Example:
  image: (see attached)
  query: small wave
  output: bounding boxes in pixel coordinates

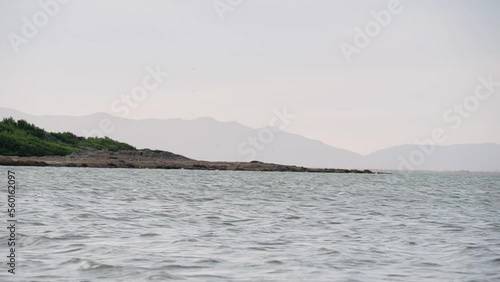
[266,260,284,264]
[61,258,119,272]
[148,273,186,280]
[419,262,441,267]
[185,274,229,280]
[140,233,160,237]
[162,264,208,270]
[195,258,222,264]
[204,215,221,220]
[53,247,85,254]
[16,233,51,248]
[171,238,198,244]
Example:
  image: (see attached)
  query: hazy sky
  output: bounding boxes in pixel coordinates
[1,0,499,154]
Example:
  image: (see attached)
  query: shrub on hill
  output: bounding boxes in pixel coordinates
[0,117,135,156]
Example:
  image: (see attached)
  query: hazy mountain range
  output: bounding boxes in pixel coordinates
[1,107,499,172]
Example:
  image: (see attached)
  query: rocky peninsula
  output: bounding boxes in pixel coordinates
[0,149,375,173]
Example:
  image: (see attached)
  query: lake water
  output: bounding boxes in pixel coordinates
[1,167,500,281]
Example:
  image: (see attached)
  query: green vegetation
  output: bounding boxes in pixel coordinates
[0,117,135,156]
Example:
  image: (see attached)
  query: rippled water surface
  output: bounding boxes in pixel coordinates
[2,167,500,281]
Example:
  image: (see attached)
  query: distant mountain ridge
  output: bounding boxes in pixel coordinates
[1,107,499,172]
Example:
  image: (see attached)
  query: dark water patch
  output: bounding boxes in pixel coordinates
[491,257,500,263]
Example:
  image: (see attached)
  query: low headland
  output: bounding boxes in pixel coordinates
[0,117,375,174]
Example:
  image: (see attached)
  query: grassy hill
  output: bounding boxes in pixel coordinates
[0,117,135,156]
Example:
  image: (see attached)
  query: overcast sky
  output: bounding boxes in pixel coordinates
[1,0,499,154]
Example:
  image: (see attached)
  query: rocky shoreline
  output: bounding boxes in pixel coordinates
[0,149,376,174]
